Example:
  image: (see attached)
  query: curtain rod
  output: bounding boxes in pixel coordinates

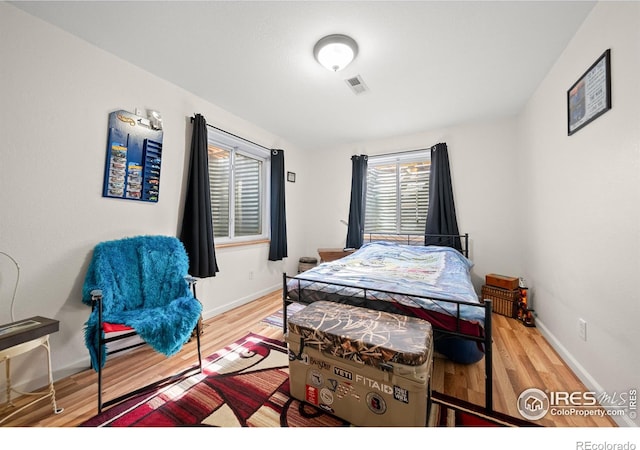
[190,116,270,151]
[368,147,432,160]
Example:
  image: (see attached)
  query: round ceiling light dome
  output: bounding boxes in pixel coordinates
[313,34,358,72]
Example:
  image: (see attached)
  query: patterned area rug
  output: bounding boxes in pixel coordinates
[80,333,349,427]
[81,333,535,427]
[260,302,305,328]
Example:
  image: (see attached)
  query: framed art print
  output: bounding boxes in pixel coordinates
[567,49,611,136]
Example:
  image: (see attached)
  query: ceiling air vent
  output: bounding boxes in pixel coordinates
[345,75,369,95]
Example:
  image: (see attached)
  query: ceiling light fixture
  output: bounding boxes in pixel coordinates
[313,34,358,72]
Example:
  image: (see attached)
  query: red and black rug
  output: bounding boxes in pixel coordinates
[81,333,348,427]
[81,333,535,427]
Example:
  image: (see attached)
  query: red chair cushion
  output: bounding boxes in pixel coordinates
[102,322,133,333]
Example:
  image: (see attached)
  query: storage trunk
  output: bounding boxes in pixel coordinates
[481,284,520,318]
[485,273,519,290]
[286,301,433,427]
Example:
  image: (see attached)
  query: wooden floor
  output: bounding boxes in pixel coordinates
[0,289,616,427]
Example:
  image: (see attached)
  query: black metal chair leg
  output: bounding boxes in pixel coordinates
[97,295,104,415]
[196,319,202,372]
[97,340,103,414]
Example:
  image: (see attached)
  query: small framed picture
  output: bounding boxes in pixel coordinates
[567,49,611,136]
[287,171,296,183]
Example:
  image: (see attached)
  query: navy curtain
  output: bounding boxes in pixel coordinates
[179,114,219,277]
[269,149,288,261]
[345,155,368,249]
[424,143,462,251]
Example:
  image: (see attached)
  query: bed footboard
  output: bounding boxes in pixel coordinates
[282,272,494,412]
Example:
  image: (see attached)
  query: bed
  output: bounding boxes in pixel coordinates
[282,234,494,411]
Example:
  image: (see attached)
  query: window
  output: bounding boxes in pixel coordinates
[364,150,431,234]
[207,129,270,243]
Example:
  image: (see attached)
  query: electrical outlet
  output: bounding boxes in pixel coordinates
[578,318,587,341]
[249,271,254,280]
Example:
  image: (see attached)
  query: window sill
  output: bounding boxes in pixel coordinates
[215,239,270,249]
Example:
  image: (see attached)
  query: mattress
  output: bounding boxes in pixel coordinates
[286,241,485,327]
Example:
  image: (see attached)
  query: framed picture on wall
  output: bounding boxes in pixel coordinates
[567,49,611,136]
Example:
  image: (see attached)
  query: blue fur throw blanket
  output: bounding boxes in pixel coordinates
[82,235,202,371]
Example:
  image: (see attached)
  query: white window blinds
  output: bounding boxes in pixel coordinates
[365,150,431,234]
[207,129,269,243]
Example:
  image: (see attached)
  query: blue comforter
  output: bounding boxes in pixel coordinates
[288,242,484,325]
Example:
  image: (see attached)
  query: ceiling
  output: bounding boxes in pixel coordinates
[12,1,596,151]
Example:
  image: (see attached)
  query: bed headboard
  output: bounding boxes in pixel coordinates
[362,233,469,258]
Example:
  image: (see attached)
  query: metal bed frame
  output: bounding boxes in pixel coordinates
[282,233,494,413]
[362,232,470,257]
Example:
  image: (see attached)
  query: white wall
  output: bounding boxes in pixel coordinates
[518,1,640,427]
[303,117,523,291]
[0,3,305,393]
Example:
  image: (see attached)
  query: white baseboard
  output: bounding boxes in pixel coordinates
[535,318,637,427]
[201,283,282,320]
